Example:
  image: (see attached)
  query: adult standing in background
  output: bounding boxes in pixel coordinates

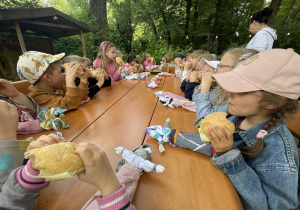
[246,7,277,52]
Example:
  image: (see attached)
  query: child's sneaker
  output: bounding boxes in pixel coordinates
[116,144,152,174]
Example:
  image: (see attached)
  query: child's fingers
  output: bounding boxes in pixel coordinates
[48,133,67,142]
[222,126,234,140]
[75,143,95,162]
[212,125,227,140]
[206,127,219,144]
[27,141,46,151]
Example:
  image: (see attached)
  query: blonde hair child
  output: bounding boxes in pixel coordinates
[168,49,300,209]
[193,48,258,119]
[93,41,121,83]
[159,53,174,70]
[142,53,156,69]
[175,49,209,80]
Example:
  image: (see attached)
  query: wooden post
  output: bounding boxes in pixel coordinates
[49,37,56,54]
[80,30,87,57]
[15,22,27,53]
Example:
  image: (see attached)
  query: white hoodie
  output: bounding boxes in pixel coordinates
[246,27,277,52]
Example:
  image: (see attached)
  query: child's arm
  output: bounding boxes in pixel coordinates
[207,127,298,209]
[76,143,133,209]
[33,63,84,109]
[200,72,214,93]
[185,71,199,100]
[0,101,19,140]
[88,70,105,98]
[0,134,65,210]
[192,88,228,119]
[109,64,121,82]
[0,79,36,112]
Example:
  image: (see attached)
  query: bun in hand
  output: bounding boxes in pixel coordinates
[24,142,85,181]
[199,112,235,144]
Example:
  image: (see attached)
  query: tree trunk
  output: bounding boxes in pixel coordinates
[192,0,199,44]
[160,9,171,45]
[268,0,283,24]
[259,0,265,10]
[184,0,192,37]
[283,0,297,22]
[134,0,157,38]
[211,0,222,42]
[89,0,108,47]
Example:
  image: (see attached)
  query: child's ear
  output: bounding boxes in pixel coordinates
[43,74,52,82]
[265,99,286,110]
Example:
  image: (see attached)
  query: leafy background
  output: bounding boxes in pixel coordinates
[1,0,299,62]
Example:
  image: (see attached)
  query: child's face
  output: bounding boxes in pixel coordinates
[48,62,65,89]
[200,64,214,73]
[216,53,235,74]
[129,60,136,66]
[227,91,264,117]
[105,47,117,62]
[188,57,197,69]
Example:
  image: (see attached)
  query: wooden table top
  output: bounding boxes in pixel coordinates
[29,75,241,210]
[132,77,243,209]
[17,79,140,141]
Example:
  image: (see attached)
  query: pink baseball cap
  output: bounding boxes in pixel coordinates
[213,48,300,99]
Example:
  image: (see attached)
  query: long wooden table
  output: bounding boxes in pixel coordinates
[17,79,140,141]
[133,77,243,209]
[18,75,242,209]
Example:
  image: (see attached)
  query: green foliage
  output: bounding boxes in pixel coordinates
[0,0,43,9]
[5,0,299,60]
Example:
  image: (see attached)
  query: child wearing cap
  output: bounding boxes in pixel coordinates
[167,48,300,209]
[17,51,89,109]
[193,48,258,120]
[180,54,218,100]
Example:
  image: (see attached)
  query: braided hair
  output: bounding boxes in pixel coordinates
[239,91,299,159]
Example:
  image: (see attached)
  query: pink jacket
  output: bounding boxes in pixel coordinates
[93,59,121,83]
[143,61,156,69]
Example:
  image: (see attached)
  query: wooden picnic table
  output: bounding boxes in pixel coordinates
[133,76,243,209]
[15,75,242,210]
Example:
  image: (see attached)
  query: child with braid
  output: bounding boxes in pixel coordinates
[167,49,300,209]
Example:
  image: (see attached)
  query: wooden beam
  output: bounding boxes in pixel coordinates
[19,20,77,30]
[49,37,56,54]
[80,30,86,57]
[15,22,27,53]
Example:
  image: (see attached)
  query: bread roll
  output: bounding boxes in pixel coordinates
[63,63,84,76]
[24,142,85,181]
[202,112,235,139]
[116,57,124,66]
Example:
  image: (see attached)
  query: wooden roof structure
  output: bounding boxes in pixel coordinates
[0,7,95,55]
[0,7,95,80]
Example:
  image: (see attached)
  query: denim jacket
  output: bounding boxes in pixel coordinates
[192,86,228,123]
[212,116,299,210]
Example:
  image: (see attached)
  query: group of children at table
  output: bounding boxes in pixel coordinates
[1,35,300,209]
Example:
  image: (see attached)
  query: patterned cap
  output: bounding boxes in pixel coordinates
[17,51,65,83]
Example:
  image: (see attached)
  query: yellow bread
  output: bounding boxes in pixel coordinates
[91,70,98,77]
[24,142,85,181]
[63,63,84,76]
[116,57,124,66]
[202,112,235,140]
